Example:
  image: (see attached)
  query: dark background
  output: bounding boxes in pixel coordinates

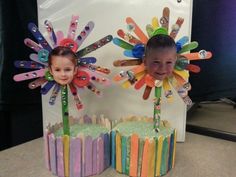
[190,0,236,102]
[1,0,236,150]
[0,0,42,150]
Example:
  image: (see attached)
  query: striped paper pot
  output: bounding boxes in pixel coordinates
[111,116,177,177]
[44,115,111,177]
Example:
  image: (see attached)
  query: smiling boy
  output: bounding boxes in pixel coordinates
[144,34,177,81]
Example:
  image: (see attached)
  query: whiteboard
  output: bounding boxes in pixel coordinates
[37,0,193,142]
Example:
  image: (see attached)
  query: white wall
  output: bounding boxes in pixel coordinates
[38,0,193,142]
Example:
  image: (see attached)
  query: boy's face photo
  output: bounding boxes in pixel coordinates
[144,47,177,80]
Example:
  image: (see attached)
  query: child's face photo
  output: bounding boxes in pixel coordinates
[49,56,77,85]
[144,48,177,80]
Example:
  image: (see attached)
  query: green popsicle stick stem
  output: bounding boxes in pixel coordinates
[153,86,162,130]
[61,85,70,135]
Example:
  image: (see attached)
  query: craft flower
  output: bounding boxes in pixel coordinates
[113,7,212,130]
[13,15,113,135]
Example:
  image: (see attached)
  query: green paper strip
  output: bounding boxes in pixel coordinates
[61,85,70,135]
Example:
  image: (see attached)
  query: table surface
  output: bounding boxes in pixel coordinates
[0,132,236,177]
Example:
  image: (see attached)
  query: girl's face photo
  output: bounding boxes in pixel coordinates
[144,47,177,80]
[49,56,77,85]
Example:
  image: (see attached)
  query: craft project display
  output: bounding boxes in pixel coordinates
[112,7,212,176]
[13,15,112,177]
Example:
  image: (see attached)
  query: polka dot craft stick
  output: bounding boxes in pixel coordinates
[126,17,149,44]
[44,20,57,47]
[67,15,79,40]
[75,21,95,48]
[24,38,42,52]
[28,23,52,52]
[117,29,142,45]
[13,15,113,136]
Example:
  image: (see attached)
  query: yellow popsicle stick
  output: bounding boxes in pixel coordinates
[152,17,159,29]
[116,132,122,173]
[122,71,146,89]
[147,139,155,177]
[172,130,177,167]
[163,78,173,103]
[113,63,145,82]
[155,136,163,177]
[173,69,189,80]
[63,135,70,177]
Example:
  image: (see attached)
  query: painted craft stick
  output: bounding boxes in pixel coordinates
[116,132,122,173]
[24,38,42,52]
[126,17,149,43]
[152,17,159,29]
[169,17,184,39]
[113,59,142,67]
[179,41,198,54]
[84,64,110,75]
[176,36,189,47]
[182,50,212,60]
[67,15,79,40]
[129,134,139,177]
[117,29,142,45]
[28,23,52,52]
[76,35,113,57]
[14,60,44,69]
[76,21,95,48]
[141,139,149,177]
[124,50,135,58]
[44,20,57,47]
[56,137,64,177]
[113,63,145,82]
[41,81,55,95]
[160,7,170,32]
[78,57,97,65]
[70,137,82,177]
[56,31,64,45]
[30,53,48,66]
[13,68,46,82]
[121,71,145,89]
[143,85,152,100]
[69,83,83,110]
[49,83,60,105]
[146,24,154,38]
[113,37,134,50]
